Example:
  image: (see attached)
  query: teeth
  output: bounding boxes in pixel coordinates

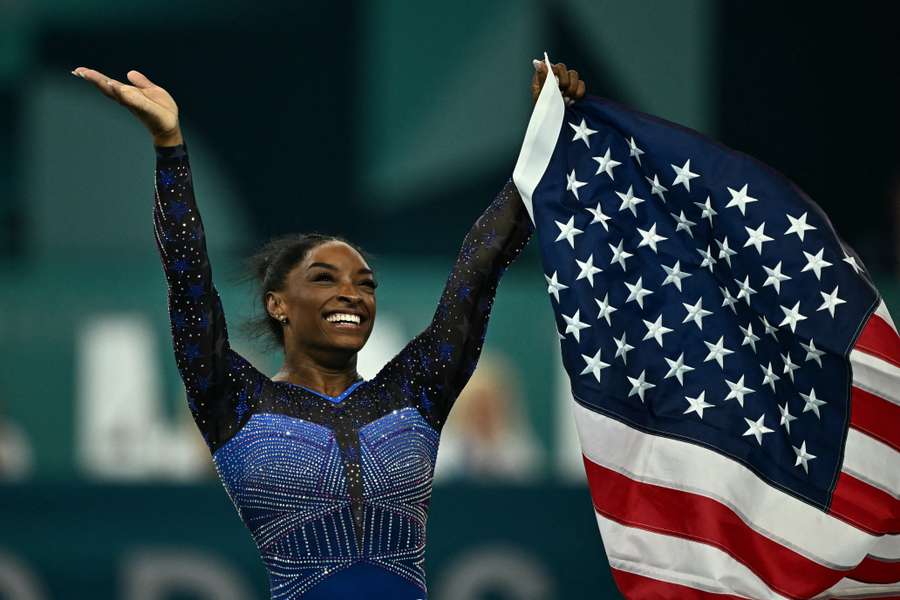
[325,313,361,324]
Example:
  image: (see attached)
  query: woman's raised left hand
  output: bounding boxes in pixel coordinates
[531,60,586,106]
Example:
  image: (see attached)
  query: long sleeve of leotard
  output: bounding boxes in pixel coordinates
[153,143,265,453]
[377,179,534,429]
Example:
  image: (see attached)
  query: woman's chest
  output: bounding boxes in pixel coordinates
[212,407,440,504]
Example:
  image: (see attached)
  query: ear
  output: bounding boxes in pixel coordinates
[265,291,283,319]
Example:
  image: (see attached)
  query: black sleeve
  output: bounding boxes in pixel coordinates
[374,179,534,429]
[153,143,266,453]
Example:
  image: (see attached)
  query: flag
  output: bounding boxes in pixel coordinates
[513,55,900,599]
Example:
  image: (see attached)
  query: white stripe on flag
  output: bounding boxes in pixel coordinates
[851,349,900,407]
[842,428,900,498]
[870,533,900,561]
[812,577,900,599]
[512,53,565,224]
[572,400,883,569]
[875,300,897,334]
[596,511,791,600]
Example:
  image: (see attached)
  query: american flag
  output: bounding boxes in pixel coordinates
[513,57,900,599]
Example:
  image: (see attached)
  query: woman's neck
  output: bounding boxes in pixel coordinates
[274,351,360,397]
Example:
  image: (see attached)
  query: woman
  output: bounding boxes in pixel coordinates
[72,60,585,599]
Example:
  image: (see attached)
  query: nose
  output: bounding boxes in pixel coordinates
[336,280,361,304]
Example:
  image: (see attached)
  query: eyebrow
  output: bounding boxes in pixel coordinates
[307,262,375,276]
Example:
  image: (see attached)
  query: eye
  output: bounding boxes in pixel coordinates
[313,272,334,282]
[361,279,378,289]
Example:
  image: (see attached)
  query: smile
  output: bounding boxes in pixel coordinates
[324,312,363,328]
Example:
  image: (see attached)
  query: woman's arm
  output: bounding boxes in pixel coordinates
[72,66,265,452]
[153,143,265,452]
[374,60,587,429]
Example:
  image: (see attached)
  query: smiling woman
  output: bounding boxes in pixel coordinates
[71,60,585,599]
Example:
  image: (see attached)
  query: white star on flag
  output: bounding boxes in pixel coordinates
[671,159,699,191]
[693,196,717,225]
[544,271,568,302]
[585,202,611,230]
[569,118,597,148]
[743,414,774,445]
[762,261,791,294]
[627,370,654,403]
[779,301,807,333]
[575,254,603,287]
[613,333,635,364]
[800,388,827,418]
[703,336,734,369]
[671,210,696,237]
[642,315,673,347]
[740,322,760,352]
[801,248,832,280]
[818,285,846,317]
[627,136,644,164]
[684,391,713,419]
[562,309,590,343]
[793,441,816,473]
[725,184,758,215]
[625,276,653,309]
[594,293,618,326]
[664,353,694,385]
[779,402,797,434]
[661,260,691,292]
[608,240,633,271]
[636,223,667,253]
[744,222,774,254]
[592,148,621,179]
[616,185,645,217]
[646,174,668,201]
[800,339,824,367]
[724,376,754,407]
[716,236,738,267]
[566,169,587,200]
[785,211,816,241]
[682,297,712,330]
[554,216,583,249]
[580,348,610,383]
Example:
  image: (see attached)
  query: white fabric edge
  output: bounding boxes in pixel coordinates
[843,428,900,499]
[512,52,565,224]
[572,401,887,568]
[875,300,898,334]
[812,577,900,599]
[851,350,900,407]
[596,511,790,600]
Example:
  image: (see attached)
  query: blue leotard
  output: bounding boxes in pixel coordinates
[153,143,533,599]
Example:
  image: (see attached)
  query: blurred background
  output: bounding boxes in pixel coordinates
[0,1,898,598]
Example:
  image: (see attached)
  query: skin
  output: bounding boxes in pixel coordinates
[72,59,585,396]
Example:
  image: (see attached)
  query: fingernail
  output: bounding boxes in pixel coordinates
[532,59,542,70]
[106,79,112,86]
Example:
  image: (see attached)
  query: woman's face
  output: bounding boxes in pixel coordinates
[269,241,377,356]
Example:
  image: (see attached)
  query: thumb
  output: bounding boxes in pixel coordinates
[126,69,155,89]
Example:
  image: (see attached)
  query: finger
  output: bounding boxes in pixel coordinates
[575,79,586,100]
[555,63,569,91]
[565,69,579,97]
[126,70,155,89]
[74,68,124,100]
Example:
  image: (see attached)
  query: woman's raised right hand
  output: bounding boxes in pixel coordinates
[72,67,183,146]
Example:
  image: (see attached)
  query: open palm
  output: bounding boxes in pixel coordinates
[73,67,180,142]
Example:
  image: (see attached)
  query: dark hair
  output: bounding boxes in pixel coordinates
[240,232,372,350]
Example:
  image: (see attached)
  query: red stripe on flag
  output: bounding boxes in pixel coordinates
[611,568,749,600]
[583,457,842,599]
[850,388,900,452]
[846,555,900,585]
[829,471,900,535]
[856,313,900,368]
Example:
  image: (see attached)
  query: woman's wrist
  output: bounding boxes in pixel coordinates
[153,126,184,148]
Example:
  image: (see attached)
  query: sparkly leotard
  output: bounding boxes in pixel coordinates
[153,143,533,599]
